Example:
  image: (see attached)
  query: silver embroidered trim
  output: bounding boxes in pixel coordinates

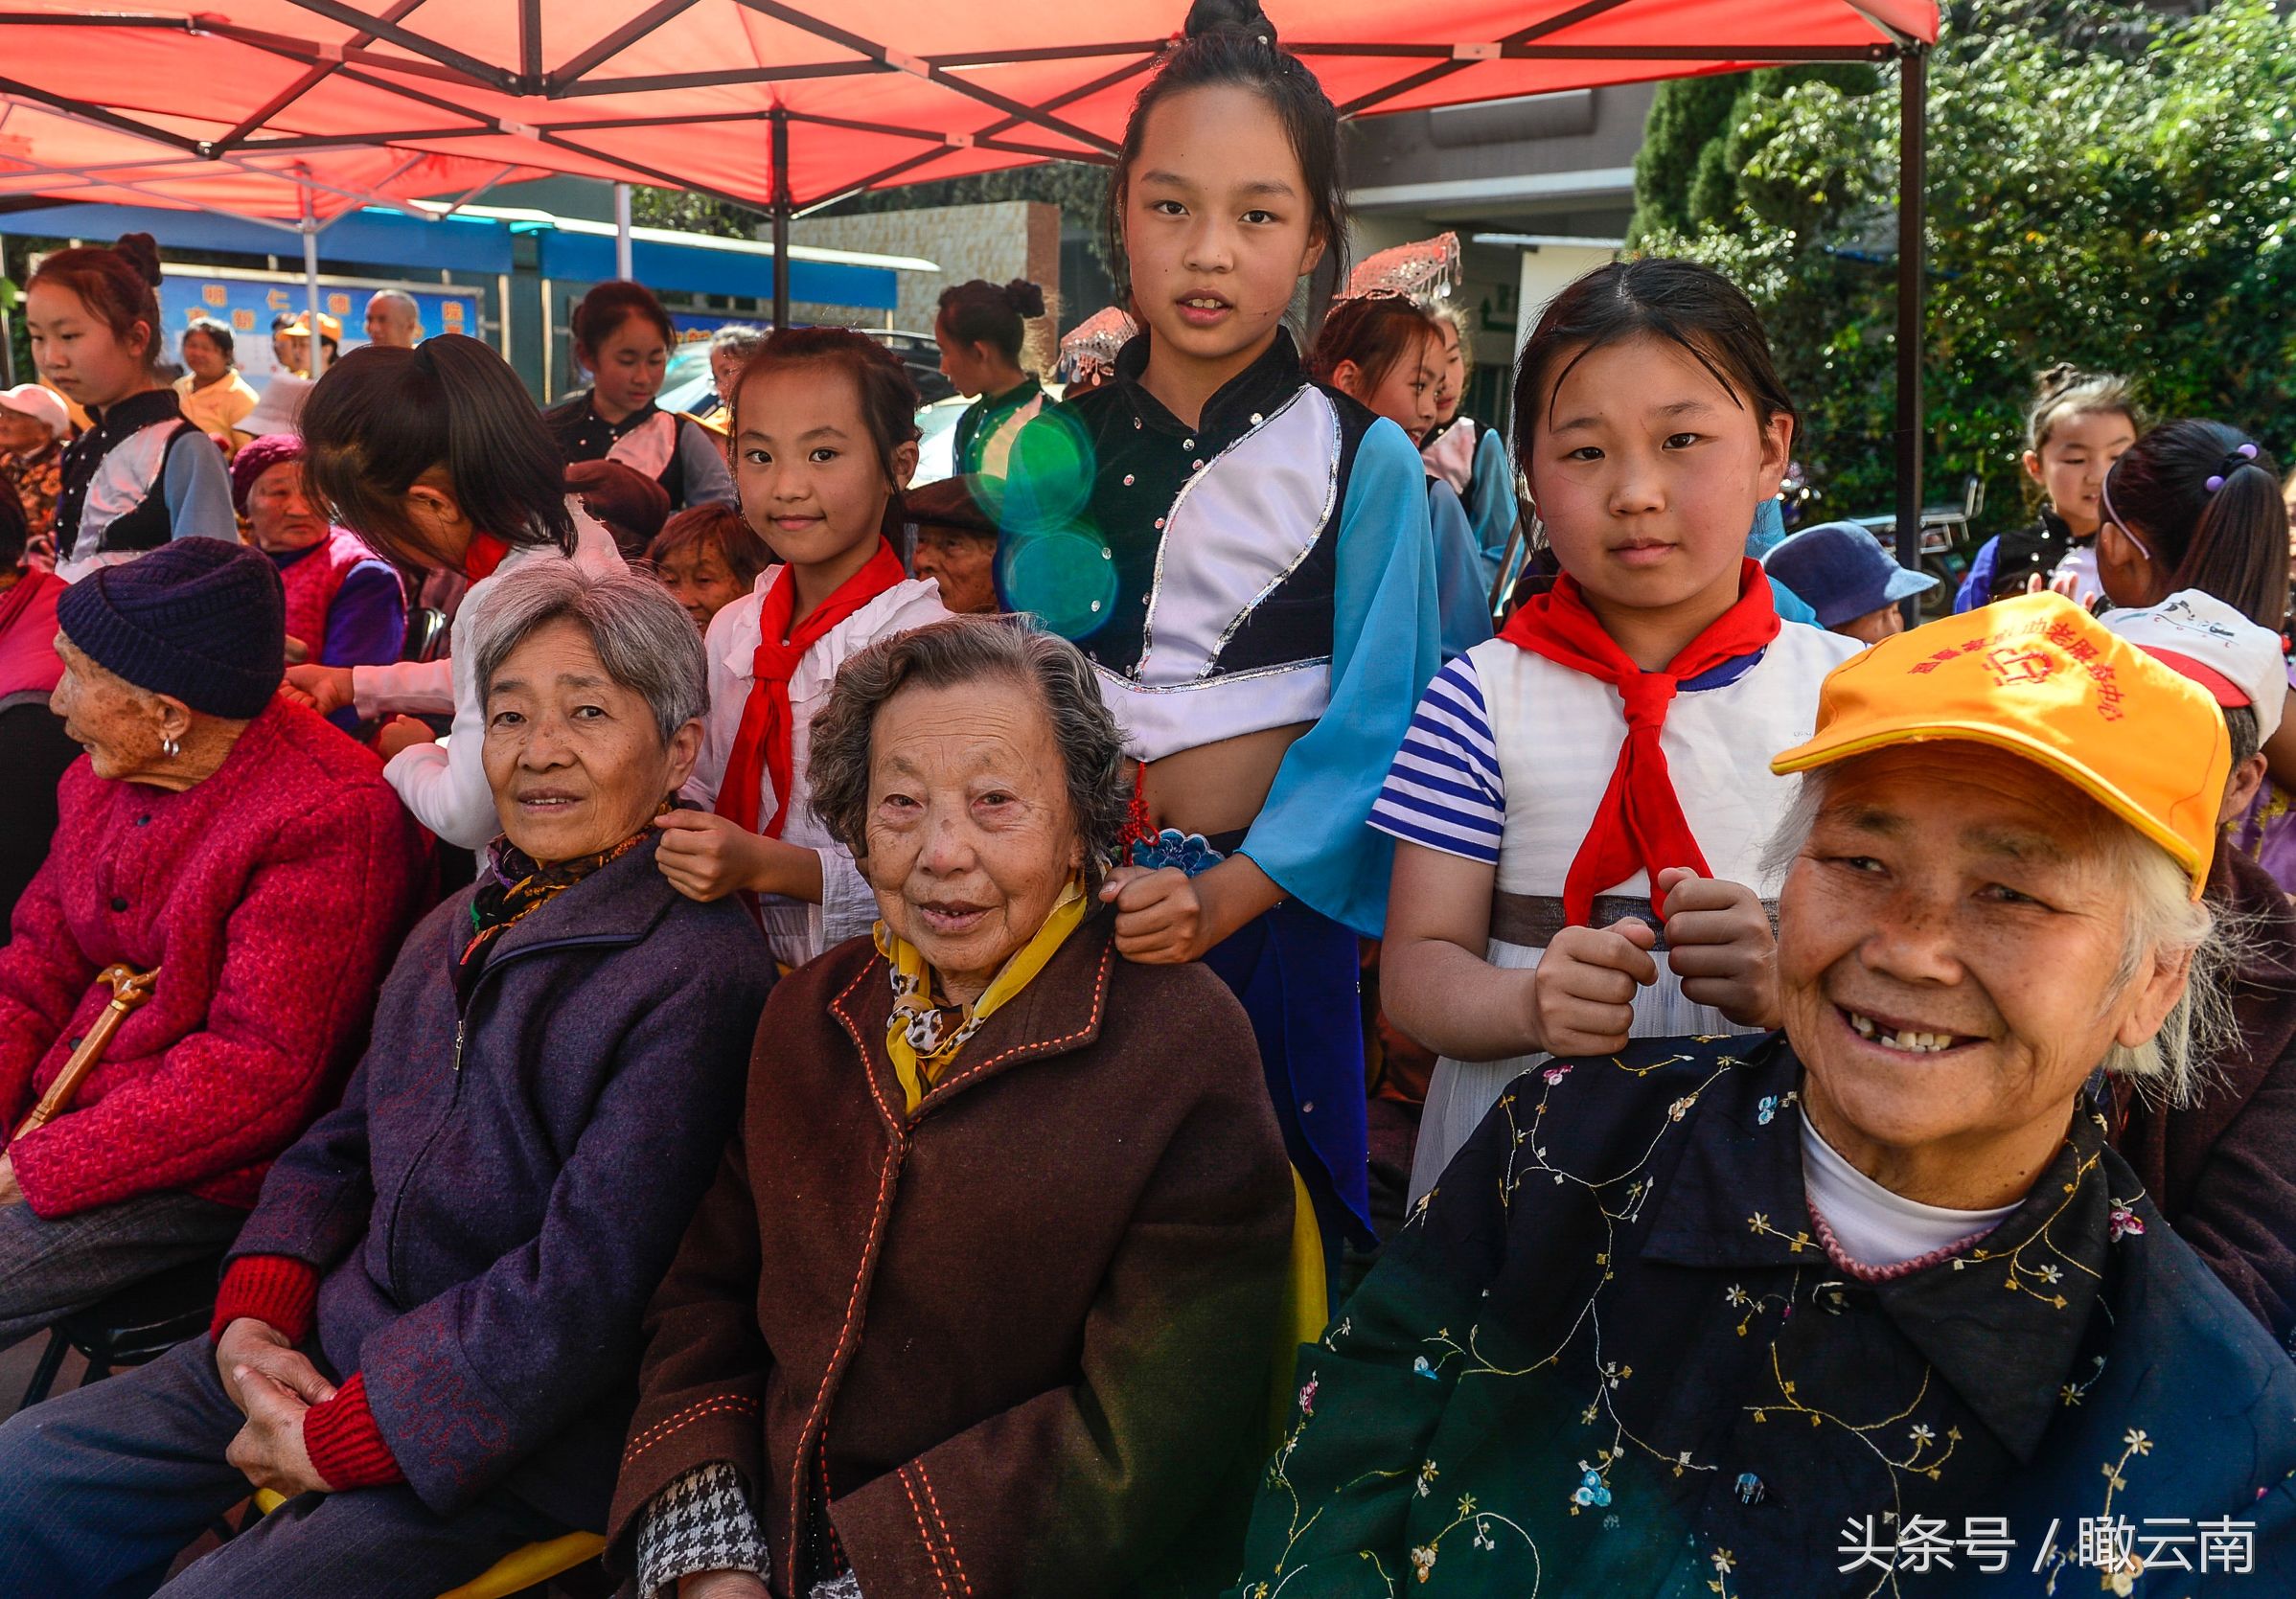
[1134,385,1340,679]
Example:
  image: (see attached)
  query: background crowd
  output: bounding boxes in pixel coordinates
[0,2,2291,1596]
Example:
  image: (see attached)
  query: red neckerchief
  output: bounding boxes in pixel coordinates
[1497,558,1779,923]
[462,533,512,582]
[717,539,907,838]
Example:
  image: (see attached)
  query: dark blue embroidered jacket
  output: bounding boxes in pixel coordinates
[1233,1035,2296,1596]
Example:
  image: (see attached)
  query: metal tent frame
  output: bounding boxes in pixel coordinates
[0,0,1935,553]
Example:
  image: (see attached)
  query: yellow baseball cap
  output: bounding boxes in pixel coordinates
[1772,592,2230,896]
[283,311,342,340]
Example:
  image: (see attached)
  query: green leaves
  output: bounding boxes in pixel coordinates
[1628,0,2296,532]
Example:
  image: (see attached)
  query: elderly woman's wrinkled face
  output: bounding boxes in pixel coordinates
[862,675,1085,1006]
[481,617,699,862]
[243,463,329,554]
[50,633,179,783]
[1778,743,2190,1189]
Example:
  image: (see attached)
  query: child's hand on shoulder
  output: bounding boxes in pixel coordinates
[1525,919,1659,1059]
[1657,866,1780,1030]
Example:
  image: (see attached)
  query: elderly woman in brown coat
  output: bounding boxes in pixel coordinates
[609,616,1293,1599]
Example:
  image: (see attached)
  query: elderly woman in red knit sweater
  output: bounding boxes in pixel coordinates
[0,537,426,1343]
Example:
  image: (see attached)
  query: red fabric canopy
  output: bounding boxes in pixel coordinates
[0,0,1938,220]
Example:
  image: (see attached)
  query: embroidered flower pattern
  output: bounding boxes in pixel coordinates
[2108,1206,2146,1242]
[1297,1377,1318,1417]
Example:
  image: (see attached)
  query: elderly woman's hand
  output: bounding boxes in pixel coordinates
[284,663,356,718]
[215,1317,336,1417]
[376,716,436,761]
[224,1365,332,1497]
[1658,867,1781,1030]
[1527,920,1659,1057]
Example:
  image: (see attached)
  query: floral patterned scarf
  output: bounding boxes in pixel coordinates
[454,824,655,1001]
[873,879,1089,1115]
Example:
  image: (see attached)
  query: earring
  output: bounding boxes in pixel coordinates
[160,733,181,760]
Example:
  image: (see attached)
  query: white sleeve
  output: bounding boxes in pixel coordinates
[381,646,500,849]
[813,845,880,950]
[354,656,455,719]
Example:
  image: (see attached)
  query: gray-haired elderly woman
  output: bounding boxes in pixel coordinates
[608,615,1294,1599]
[0,561,775,1598]
[1230,594,2296,1598]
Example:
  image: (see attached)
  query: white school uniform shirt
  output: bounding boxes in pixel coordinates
[1370,623,1862,1201]
[685,566,950,968]
[355,505,627,851]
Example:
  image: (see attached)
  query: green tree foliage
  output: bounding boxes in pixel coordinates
[1632,0,2296,532]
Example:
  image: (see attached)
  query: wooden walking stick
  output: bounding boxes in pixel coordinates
[13,964,160,1140]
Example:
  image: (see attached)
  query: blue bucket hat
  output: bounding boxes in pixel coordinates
[1760,520,1939,629]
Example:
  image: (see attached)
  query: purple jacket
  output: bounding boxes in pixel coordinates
[227,836,774,1527]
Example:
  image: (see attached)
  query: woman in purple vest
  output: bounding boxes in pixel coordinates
[231,435,406,733]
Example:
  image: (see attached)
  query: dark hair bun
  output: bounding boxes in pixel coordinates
[1002,279,1047,320]
[2032,361,2079,401]
[113,232,163,288]
[1184,0,1276,46]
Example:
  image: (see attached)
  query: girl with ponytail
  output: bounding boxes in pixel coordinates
[2094,420,2296,893]
[25,234,235,581]
[999,0,1443,1268]
[286,334,626,848]
[935,276,1050,480]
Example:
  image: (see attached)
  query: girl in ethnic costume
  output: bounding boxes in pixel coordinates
[652,328,948,968]
[26,235,234,583]
[935,278,1050,483]
[545,281,736,514]
[1310,292,1491,659]
[1371,259,1863,1199]
[999,0,1441,1261]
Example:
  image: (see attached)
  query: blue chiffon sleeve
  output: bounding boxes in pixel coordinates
[1240,418,1440,938]
[1468,424,1519,586]
[1428,479,1494,660]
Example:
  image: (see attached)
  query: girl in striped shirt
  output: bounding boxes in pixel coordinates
[1369,260,1862,1200]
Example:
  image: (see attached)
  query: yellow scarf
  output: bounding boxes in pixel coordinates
[875,880,1089,1115]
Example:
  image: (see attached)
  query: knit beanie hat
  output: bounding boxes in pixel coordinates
[230,433,307,517]
[57,539,286,719]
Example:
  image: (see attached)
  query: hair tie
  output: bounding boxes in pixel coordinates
[2205,442,2261,493]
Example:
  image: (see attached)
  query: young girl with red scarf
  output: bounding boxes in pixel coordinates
[652,328,947,966]
[1370,259,1864,1199]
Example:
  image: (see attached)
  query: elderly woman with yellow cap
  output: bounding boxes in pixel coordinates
[1228,592,2296,1597]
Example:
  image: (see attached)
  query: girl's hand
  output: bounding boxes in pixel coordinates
[224,1367,331,1497]
[654,810,770,902]
[376,717,435,760]
[284,664,356,717]
[283,634,310,666]
[1657,866,1779,1029]
[1100,865,1208,963]
[1525,919,1660,1058]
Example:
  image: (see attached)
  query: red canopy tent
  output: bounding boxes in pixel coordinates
[0,0,1941,556]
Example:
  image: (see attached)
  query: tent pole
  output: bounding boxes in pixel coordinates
[300,174,326,378]
[770,107,792,331]
[613,182,634,280]
[1894,43,1926,618]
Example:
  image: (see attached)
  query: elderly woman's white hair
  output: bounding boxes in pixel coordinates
[465,561,708,742]
[1764,766,2244,1106]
